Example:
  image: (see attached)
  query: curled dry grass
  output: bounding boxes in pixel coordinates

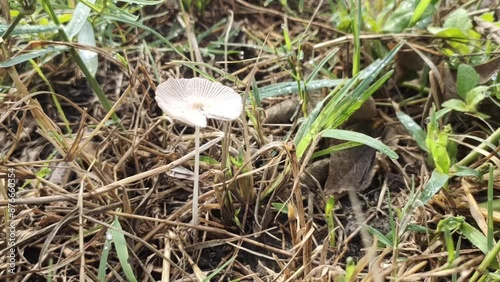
[1,1,499,281]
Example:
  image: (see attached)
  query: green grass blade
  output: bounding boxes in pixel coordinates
[64,0,95,39]
[460,221,488,254]
[0,46,69,68]
[78,21,98,76]
[352,0,361,76]
[203,256,236,282]
[305,48,339,84]
[365,225,393,247]
[312,141,361,159]
[410,0,432,27]
[320,129,398,159]
[487,165,494,251]
[416,169,449,206]
[97,231,113,281]
[0,24,58,35]
[257,79,345,101]
[396,110,428,152]
[42,0,121,125]
[110,217,138,282]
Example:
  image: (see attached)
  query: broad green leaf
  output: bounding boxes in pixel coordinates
[78,21,98,76]
[417,169,450,206]
[446,130,458,166]
[427,27,467,39]
[425,108,451,173]
[427,27,472,55]
[443,8,471,31]
[442,99,469,112]
[110,217,138,282]
[435,107,452,119]
[466,86,489,108]
[479,12,495,22]
[320,129,398,159]
[396,110,427,152]
[457,64,480,99]
[437,216,464,232]
[65,0,95,40]
[431,129,451,174]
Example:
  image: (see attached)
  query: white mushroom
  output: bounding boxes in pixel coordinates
[155,77,242,128]
[155,77,242,227]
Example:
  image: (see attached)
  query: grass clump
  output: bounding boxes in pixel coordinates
[0,0,499,281]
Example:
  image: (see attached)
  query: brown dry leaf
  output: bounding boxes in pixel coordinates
[394,49,425,82]
[474,17,500,45]
[349,97,377,123]
[474,56,500,84]
[300,158,329,189]
[323,100,379,195]
[437,61,458,101]
[324,144,378,195]
[263,97,299,124]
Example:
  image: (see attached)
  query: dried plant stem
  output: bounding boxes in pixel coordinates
[193,126,201,227]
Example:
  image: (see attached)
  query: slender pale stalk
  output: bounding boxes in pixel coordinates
[192,126,200,226]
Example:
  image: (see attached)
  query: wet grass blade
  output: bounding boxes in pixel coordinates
[305,48,339,84]
[257,79,345,101]
[0,46,68,68]
[110,217,138,282]
[0,24,58,35]
[97,232,113,281]
[416,169,449,206]
[396,110,428,152]
[320,129,398,159]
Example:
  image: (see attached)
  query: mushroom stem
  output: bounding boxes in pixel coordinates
[192,125,200,227]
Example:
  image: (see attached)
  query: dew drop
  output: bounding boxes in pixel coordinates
[106,231,113,241]
[297,50,304,60]
[490,73,497,82]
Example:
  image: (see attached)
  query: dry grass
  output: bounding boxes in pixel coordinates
[1,0,500,281]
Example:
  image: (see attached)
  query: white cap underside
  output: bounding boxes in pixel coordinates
[155,77,243,127]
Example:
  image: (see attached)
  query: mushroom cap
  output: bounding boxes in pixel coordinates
[155,77,243,128]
